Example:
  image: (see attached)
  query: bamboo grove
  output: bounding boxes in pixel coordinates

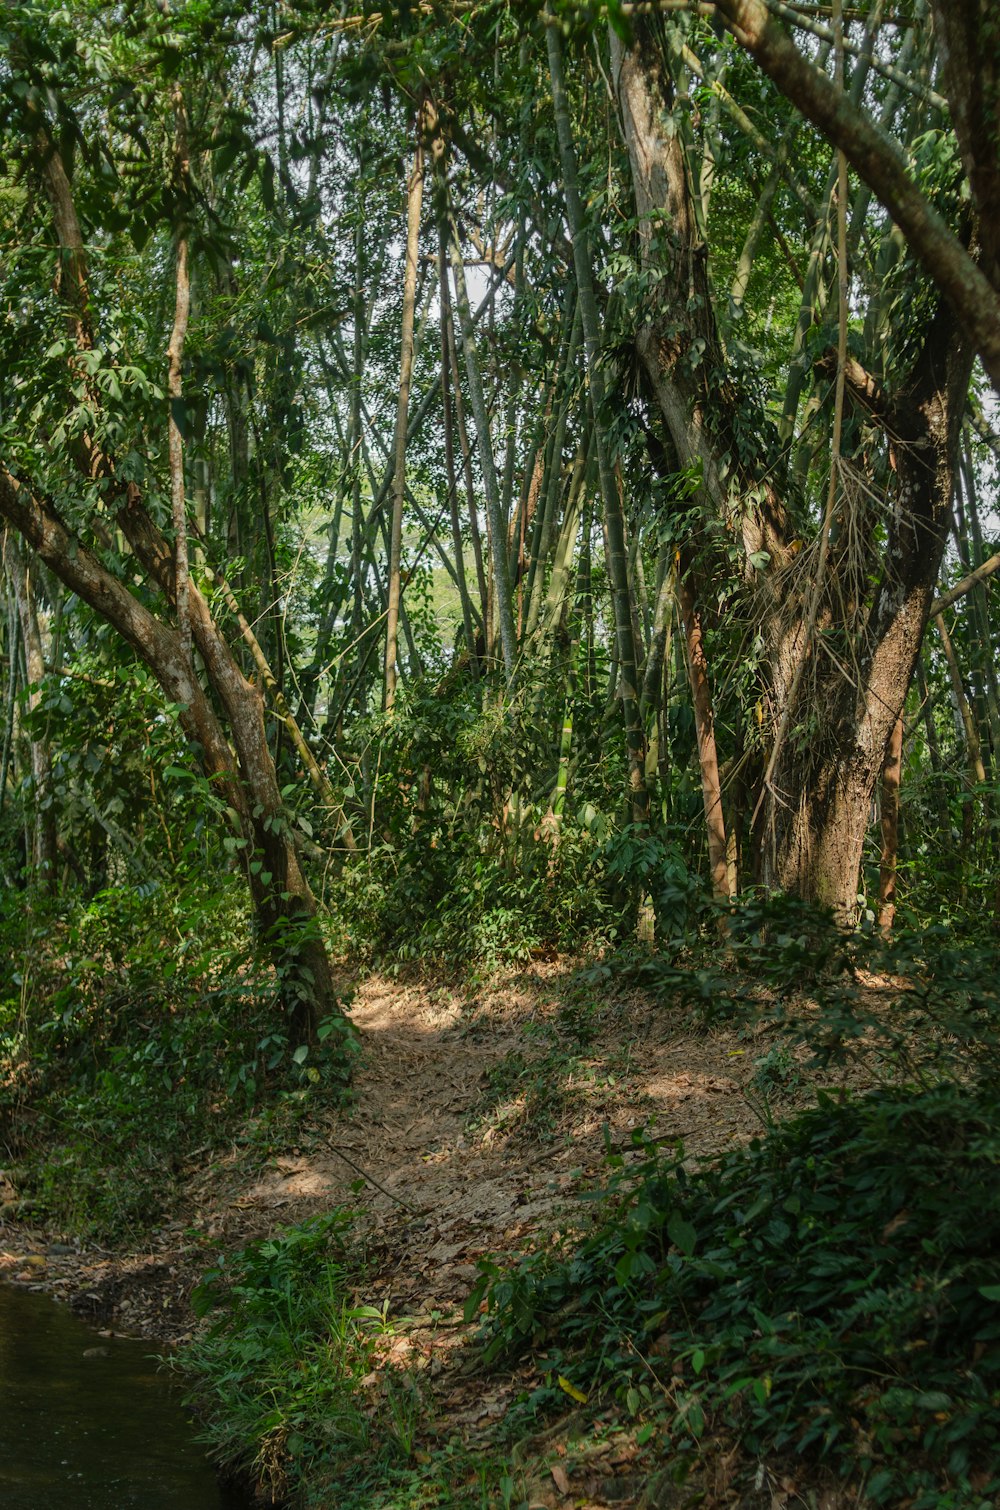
[1,0,999,1039]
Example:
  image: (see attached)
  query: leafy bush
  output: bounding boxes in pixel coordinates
[333,822,624,971]
[0,874,352,1238]
[473,1085,1000,1506]
[616,894,1000,1097]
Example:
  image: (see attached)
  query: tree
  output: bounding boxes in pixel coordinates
[0,7,343,1040]
[608,12,974,912]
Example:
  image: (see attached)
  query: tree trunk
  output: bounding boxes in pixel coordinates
[611,21,973,914]
[385,102,426,710]
[3,530,56,890]
[31,137,344,1043]
[1,477,340,1045]
[677,560,729,900]
[447,200,518,681]
[877,713,904,932]
[547,15,648,825]
[714,0,1000,392]
[762,307,971,914]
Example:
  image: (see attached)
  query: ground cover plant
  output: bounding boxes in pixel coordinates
[473,1085,1000,1507]
[0,874,355,1239]
[175,1211,394,1503]
[464,920,1000,1507]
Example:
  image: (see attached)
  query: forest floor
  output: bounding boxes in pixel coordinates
[0,962,865,1507]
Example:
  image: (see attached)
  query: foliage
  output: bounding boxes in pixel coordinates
[474,1086,1000,1505]
[330,683,651,969]
[623,895,1000,1100]
[469,912,1000,1506]
[175,1213,388,1501]
[1,0,999,1503]
[0,874,353,1239]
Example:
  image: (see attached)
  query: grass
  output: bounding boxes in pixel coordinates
[173,1210,532,1509]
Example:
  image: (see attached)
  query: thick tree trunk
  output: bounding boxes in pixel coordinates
[611,21,973,914]
[762,307,971,913]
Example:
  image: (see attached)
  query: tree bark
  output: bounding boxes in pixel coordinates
[3,530,57,889]
[677,560,730,900]
[763,305,971,913]
[877,713,904,932]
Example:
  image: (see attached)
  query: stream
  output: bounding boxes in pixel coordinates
[0,1282,251,1508]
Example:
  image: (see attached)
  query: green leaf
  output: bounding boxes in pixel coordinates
[462,1272,491,1324]
[667,1213,697,1256]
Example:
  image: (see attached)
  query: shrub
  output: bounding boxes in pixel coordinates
[473,1085,1000,1506]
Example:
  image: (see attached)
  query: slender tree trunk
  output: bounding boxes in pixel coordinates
[0,589,17,826]
[438,227,479,669]
[447,202,517,681]
[936,608,987,850]
[385,102,426,711]
[167,89,192,668]
[547,15,648,825]
[677,561,729,899]
[877,713,904,932]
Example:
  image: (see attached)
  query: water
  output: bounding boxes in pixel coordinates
[0,1283,251,1509]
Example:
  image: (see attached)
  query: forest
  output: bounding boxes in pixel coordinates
[1,0,1000,1505]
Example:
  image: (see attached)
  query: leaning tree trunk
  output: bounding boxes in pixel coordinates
[0,472,341,1043]
[116,485,342,1041]
[30,135,343,1043]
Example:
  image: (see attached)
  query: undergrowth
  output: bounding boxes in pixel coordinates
[0,877,354,1239]
[468,911,1000,1508]
[174,1211,524,1509]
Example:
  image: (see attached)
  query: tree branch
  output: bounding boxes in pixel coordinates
[715,0,1000,391]
[930,551,1000,618]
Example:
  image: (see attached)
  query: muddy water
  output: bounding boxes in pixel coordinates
[0,1283,250,1508]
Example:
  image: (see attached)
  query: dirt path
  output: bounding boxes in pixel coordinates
[0,964,777,1328]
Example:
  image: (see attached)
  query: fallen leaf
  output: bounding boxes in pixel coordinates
[550,1463,570,1495]
[558,1375,588,1404]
